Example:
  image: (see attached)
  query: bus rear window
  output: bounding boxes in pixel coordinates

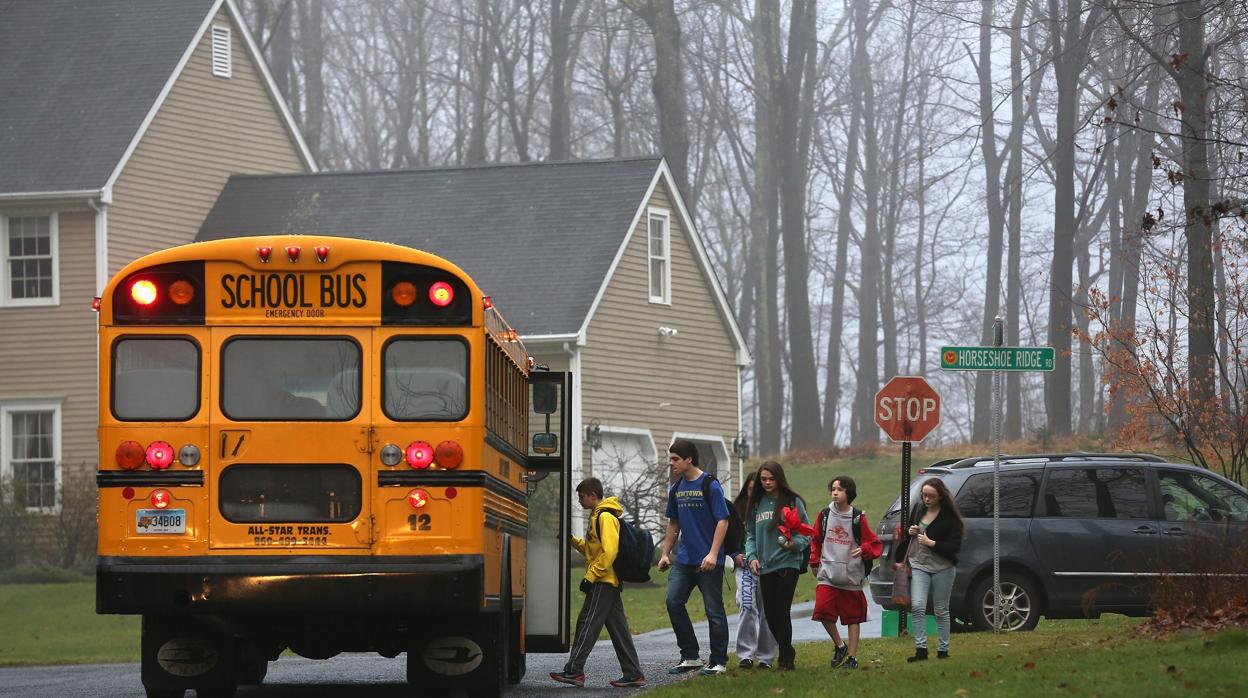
[222,338,361,421]
[219,464,361,523]
[383,338,468,421]
[112,338,200,421]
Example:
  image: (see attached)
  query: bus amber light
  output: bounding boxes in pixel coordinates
[169,279,195,305]
[130,280,158,305]
[407,489,430,509]
[391,281,417,307]
[116,441,145,470]
[429,281,454,307]
[435,441,464,469]
[146,441,174,470]
[150,489,172,509]
[406,441,434,469]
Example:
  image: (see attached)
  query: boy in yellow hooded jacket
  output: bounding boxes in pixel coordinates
[550,478,645,688]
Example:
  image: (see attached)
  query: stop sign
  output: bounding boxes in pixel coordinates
[875,376,941,443]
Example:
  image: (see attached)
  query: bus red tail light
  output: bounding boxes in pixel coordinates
[391,281,417,307]
[406,441,434,469]
[429,281,454,307]
[150,489,172,509]
[315,245,330,263]
[257,245,273,263]
[130,280,158,305]
[146,441,174,470]
[407,488,430,509]
[116,441,145,470]
[286,245,301,262]
[435,441,464,469]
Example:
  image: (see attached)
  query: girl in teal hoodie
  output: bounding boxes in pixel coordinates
[743,462,810,670]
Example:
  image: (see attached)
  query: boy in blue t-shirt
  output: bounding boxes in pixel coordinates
[658,438,731,675]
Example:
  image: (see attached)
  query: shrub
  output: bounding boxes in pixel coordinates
[0,562,92,585]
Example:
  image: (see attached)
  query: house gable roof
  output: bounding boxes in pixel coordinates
[197,158,665,337]
[0,0,314,198]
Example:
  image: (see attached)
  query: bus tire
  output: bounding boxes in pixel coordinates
[140,614,238,698]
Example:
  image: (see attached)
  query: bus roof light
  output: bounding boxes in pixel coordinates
[130,280,158,306]
[435,441,464,469]
[286,245,301,263]
[482,296,493,309]
[391,281,417,307]
[405,441,434,469]
[150,489,172,509]
[116,441,145,470]
[429,281,454,307]
[315,245,330,263]
[169,279,195,305]
[146,441,174,470]
[92,297,101,312]
[257,245,273,263]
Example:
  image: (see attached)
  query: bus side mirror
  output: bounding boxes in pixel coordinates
[533,383,558,415]
[532,432,558,454]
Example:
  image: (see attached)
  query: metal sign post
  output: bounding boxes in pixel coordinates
[940,325,1053,634]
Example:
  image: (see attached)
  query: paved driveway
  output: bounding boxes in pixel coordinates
[0,596,883,697]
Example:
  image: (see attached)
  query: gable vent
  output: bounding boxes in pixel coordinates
[211,25,232,78]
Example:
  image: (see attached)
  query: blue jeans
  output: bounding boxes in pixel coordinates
[910,566,956,652]
[666,563,728,665]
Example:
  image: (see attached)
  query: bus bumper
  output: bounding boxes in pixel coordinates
[96,555,484,615]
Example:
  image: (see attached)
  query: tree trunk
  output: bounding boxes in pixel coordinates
[622,0,691,204]
[1005,0,1028,440]
[823,74,861,445]
[851,0,882,446]
[466,0,493,164]
[297,0,324,160]
[974,0,1006,443]
[548,0,580,161]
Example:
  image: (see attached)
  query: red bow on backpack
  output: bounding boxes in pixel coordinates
[777,506,816,541]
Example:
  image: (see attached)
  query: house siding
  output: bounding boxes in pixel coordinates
[579,180,741,488]
[0,209,98,466]
[108,7,307,274]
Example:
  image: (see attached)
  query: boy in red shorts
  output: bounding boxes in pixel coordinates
[809,476,881,669]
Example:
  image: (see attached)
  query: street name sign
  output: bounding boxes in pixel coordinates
[940,346,1055,372]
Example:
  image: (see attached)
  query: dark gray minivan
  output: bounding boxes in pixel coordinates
[867,453,1248,631]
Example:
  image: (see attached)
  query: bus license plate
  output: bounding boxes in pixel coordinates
[136,509,186,534]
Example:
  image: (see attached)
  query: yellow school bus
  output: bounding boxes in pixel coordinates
[94,236,573,698]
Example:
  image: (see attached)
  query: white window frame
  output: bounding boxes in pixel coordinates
[211,24,232,79]
[0,400,62,513]
[647,207,671,305]
[0,211,59,308]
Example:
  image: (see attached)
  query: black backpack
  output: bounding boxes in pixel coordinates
[669,475,744,556]
[815,506,872,578]
[595,510,656,584]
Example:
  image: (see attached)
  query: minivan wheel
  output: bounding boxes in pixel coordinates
[971,573,1041,632]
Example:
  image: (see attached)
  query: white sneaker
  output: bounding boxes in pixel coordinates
[700,663,728,675]
[668,658,704,675]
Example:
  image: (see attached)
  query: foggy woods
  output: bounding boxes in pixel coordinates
[244,0,1248,461]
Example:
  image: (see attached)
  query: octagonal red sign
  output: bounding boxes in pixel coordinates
[875,376,941,443]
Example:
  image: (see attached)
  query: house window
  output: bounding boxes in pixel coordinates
[211,25,232,78]
[648,209,670,303]
[1,404,60,512]
[1,213,58,306]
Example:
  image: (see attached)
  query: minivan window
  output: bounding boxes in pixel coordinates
[1042,468,1149,519]
[955,471,1040,518]
[1158,471,1248,523]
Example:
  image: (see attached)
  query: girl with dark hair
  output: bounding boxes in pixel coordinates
[893,477,964,662]
[742,462,810,670]
[731,471,777,669]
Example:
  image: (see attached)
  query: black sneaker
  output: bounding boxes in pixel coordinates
[830,643,848,668]
[737,658,754,669]
[757,661,773,669]
[937,650,950,659]
[609,675,647,688]
[550,671,585,687]
[842,656,859,670]
[907,647,929,663]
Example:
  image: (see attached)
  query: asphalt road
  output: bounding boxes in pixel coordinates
[0,598,883,697]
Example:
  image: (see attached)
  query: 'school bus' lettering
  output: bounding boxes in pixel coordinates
[94,236,573,697]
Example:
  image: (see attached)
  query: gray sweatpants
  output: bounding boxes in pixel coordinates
[734,567,777,662]
[565,581,642,677]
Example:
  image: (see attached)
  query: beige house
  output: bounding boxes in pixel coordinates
[197,157,750,532]
[0,0,314,519]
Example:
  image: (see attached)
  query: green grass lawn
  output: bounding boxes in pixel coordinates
[650,616,1248,696]
[0,582,140,666]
